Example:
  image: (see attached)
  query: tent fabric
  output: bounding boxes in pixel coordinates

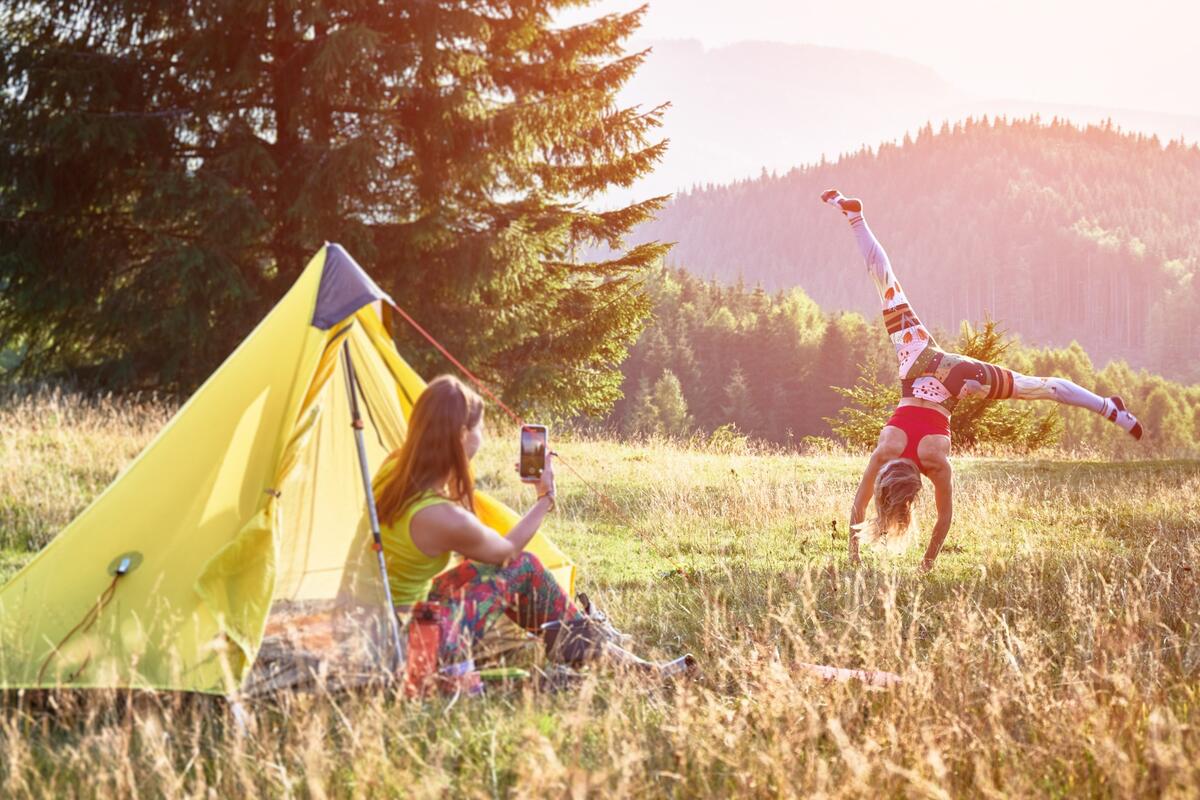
[0,244,575,694]
[311,243,393,330]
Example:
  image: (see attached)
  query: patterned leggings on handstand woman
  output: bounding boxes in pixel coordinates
[845,208,1112,413]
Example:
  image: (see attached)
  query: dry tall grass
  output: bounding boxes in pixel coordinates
[0,388,173,568]
[1,391,1198,797]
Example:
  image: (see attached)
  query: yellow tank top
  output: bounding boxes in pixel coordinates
[379,490,452,606]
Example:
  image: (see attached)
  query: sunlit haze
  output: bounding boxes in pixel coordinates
[556,0,1200,205]
[561,0,1200,116]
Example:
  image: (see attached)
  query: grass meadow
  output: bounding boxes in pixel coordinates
[1,388,1199,797]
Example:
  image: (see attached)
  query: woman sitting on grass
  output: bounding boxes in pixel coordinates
[374,374,685,674]
[821,190,1143,571]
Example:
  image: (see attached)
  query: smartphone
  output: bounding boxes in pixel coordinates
[519,424,549,482]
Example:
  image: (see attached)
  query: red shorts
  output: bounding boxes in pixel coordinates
[884,405,950,472]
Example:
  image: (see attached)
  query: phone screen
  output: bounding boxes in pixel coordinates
[519,426,548,481]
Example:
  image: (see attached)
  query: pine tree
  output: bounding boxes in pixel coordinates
[764,383,791,443]
[639,327,672,377]
[827,372,897,449]
[0,1,669,418]
[651,369,692,438]
[624,376,660,437]
[391,1,672,418]
[799,315,851,434]
[721,363,761,433]
[1140,383,1193,455]
[669,325,702,394]
[955,320,1063,453]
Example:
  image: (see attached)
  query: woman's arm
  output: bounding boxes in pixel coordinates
[920,459,954,571]
[412,456,557,566]
[849,450,887,565]
[417,495,552,565]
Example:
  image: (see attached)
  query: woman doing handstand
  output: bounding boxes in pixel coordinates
[822,190,1143,571]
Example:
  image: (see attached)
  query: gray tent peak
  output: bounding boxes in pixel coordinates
[312,243,394,330]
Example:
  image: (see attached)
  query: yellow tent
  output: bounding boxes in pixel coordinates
[0,244,575,694]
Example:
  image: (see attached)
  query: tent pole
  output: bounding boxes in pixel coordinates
[341,341,407,676]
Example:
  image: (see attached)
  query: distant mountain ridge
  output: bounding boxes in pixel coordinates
[629,116,1200,381]
[610,38,1200,204]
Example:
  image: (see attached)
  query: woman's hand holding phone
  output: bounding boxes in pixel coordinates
[535,452,555,499]
[512,451,555,500]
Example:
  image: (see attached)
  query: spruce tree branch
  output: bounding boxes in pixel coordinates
[70,108,191,118]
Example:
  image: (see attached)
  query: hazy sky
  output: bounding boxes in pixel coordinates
[559,0,1200,117]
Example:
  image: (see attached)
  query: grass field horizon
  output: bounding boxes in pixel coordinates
[2,390,1198,797]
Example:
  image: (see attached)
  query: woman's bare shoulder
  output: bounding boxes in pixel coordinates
[408,501,478,556]
[411,500,470,529]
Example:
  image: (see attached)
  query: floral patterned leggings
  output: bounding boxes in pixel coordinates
[424,551,584,663]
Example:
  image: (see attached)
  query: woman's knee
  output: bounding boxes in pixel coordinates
[508,551,544,572]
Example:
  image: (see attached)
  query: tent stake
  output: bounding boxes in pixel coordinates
[342,341,407,677]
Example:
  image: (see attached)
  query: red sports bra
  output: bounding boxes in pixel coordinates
[884,405,951,472]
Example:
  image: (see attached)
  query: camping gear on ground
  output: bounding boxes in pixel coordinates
[478,666,531,682]
[0,244,575,696]
[402,602,445,698]
[401,603,489,700]
[437,659,483,698]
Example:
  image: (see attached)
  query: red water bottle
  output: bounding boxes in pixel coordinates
[404,602,444,698]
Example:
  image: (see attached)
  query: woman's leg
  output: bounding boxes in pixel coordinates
[928,352,1143,438]
[1011,372,1143,439]
[426,552,583,662]
[822,190,937,377]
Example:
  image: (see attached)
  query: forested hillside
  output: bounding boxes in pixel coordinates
[628,117,1200,383]
[608,267,1200,457]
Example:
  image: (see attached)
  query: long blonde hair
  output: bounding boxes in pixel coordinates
[374,375,484,526]
[853,459,923,552]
